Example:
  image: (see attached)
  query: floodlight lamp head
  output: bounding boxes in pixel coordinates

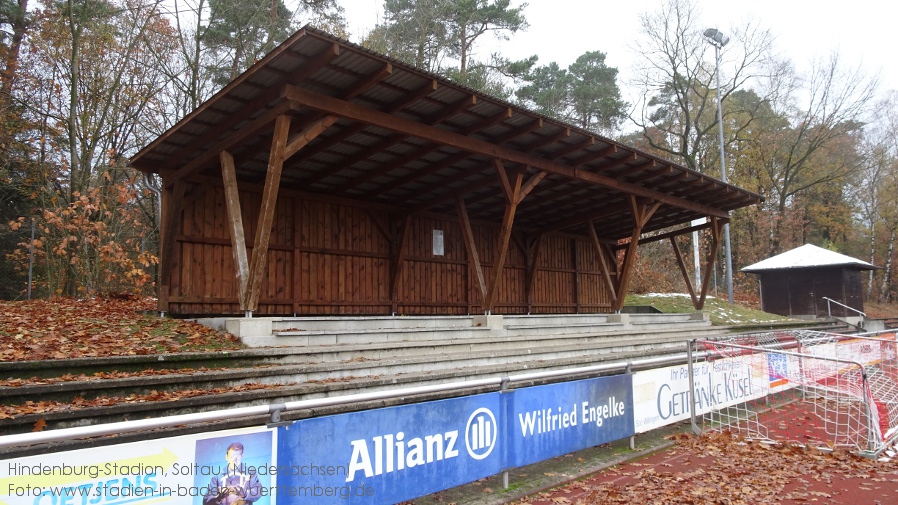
[703,28,729,47]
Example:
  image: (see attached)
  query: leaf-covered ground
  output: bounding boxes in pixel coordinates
[0,383,291,421]
[522,431,898,504]
[0,296,243,361]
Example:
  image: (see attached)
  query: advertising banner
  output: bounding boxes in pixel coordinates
[275,392,503,504]
[632,357,767,433]
[0,426,277,505]
[507,375,634,468]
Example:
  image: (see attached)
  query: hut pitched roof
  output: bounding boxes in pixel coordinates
[742,244,877,272]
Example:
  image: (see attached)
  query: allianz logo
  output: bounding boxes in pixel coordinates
[345,407,498,482]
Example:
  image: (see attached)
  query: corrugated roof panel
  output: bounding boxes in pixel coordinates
[380,70,434,94]
[306,66,358,92]
[332,51,389,76]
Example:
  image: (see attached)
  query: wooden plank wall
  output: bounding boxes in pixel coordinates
[165,185,615,315]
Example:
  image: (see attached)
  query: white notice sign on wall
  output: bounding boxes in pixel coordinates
[433,230,444,256]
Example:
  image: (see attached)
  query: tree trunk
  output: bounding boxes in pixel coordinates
[0,0,28,98]
[459,21,468,74]
[867,220,876,298]
[881,227,895,303]
[64,0,83,297]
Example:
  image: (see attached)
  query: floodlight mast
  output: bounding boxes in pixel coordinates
[703,27,734,304]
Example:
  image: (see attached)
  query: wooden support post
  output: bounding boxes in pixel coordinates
[525,235,544,314]
[670,236,699,308]
[480,161,546,314]
[612,197,660,311]
[220,150,250,310]
[158,180,186,313]
[697,218,725,309]
[484,160,523,313]
[585,220,617,304]
[390,214,412,314]
[245,114,292,312]
[573,238,580,313]
[457,198,487,304]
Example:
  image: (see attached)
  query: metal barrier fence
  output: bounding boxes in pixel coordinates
[0,354,687,450]
[692,329,898,457]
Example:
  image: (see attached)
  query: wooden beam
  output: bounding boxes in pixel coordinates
[611,219,717,250]
[573,238,580,313]
[696,218,725,310]
[366,209,391,242]
[571,145,617,167]
[586,220,617,303]
[220,150,250,309]
[286,79,437,168]
[370,151,472,198]
[522,127,570,152]
[548,136,596,160]
[334,142,435,194]
[670,236,698,308]
[142,42,340,173]
[245,114,292,311]
[283,85,732,218]
[484,168,523,312]
[390,214,412,313]
[465,107,513,133]
[518,170,547,203]
[171,100,293,183]
[456,198,487,303]
[284,115,338,159]
[494,159,513,203]
[613,226,641,312]
[525,235,544,313]
[341,63,392,100]
[612,198,660,311]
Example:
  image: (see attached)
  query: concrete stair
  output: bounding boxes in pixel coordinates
[213,312,714,348]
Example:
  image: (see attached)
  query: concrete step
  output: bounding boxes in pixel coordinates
[0,343,690,439]
[270,315,478,331]
[0,325,720,407]
[224,312,713,347]
[265,325,494,346]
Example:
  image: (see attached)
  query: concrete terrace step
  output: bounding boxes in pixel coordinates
[0,321,718,380]
[0,344,700,436]
[269,315,478,331]
[0,325,720,408]
[271,324,717,365]
[218,312,713,347]
[267,325,494,346]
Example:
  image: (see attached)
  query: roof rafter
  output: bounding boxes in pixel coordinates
[283,85,731,219]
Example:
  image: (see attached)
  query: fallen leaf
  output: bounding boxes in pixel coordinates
[32,418,47,432]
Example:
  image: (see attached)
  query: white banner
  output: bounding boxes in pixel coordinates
[632,358,768,433]
[1,426,276,505]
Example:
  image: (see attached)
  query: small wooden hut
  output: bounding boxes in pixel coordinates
[130,27,762,317]
[742,244,877,318]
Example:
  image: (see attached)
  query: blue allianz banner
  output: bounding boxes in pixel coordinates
[276,392,503,504]
[507,375,634,467]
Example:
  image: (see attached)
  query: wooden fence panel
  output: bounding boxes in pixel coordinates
[166,186,615,315]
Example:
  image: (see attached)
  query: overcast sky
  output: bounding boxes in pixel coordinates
[336,0,896,105]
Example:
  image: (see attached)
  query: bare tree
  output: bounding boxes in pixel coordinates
[630,0,773,173]
[860,91,898,302]
[754,54,878,253]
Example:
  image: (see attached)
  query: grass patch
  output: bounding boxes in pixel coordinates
[625,293,800,326]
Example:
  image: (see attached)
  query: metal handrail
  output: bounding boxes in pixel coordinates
[0,352,703,450]
[822,296,866,318]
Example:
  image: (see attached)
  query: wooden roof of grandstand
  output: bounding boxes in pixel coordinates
[130,26,762,242]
